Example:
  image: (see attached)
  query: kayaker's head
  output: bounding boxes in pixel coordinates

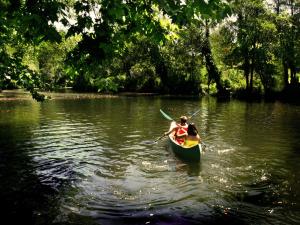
[180,116,187,125]
[187,123,198,136]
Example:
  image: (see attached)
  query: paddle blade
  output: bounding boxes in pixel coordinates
[160,109,174,121]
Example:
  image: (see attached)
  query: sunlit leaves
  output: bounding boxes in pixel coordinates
[1,0,234,98]
[217,0,281,93]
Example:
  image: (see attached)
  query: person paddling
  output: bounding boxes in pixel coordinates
[164,116,188,144]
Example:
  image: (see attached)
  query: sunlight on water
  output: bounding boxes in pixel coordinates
[217,148,235,154]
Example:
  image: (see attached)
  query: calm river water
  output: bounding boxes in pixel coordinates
[0,90,300,225]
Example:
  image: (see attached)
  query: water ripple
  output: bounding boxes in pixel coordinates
[1,97,300,225]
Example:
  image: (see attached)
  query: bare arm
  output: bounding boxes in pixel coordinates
[176,132,187,138]
[164,127,176,136]
[197,134,201,143]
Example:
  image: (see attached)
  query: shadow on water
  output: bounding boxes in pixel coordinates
[0,124,90,225]
[233,178,281,207]
[114,213,248,225]
[86,200,249,225]
[0,125,57,224]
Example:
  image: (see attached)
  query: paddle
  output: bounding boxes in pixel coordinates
[155,109,185,143]
[159,108,207,147]
[155,107,193,142]
[160,108,200,121]
[143,109,174,144]
[141,132,168,145]
[154,133,166,143]
[188,109,201,119]
[159,109,174,121]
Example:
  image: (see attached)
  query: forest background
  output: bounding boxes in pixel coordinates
[0,0,299,101]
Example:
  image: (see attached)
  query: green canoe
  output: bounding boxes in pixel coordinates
[167,122,202,163]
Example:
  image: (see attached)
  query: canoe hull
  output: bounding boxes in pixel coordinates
[168,137,201,162]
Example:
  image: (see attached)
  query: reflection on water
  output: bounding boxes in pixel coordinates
[0,91,300,225]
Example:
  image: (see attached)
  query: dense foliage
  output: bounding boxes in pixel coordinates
[0,0,299,101]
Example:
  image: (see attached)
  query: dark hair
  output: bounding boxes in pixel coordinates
[187,123,198,136]
[180,116,187,124]
[180,118,186,124]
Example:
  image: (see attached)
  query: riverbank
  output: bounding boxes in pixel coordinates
[0,89,200,101]
[1,88,300,105]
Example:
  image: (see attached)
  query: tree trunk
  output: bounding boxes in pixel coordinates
[274,0,281,14]
[283,60,289,88]
[202,20,228,97]
[244,55,250,90]
[150,45,168,91]
[290,64,297,85]
[250,62,254,93]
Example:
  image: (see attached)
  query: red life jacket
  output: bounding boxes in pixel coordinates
[175,125,188,144]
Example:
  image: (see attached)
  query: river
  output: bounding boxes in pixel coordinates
[0,90,300,225]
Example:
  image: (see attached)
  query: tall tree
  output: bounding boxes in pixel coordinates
[218,0,278,95]
[271,0,300,91]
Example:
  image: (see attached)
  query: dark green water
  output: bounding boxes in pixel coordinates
[1,90,300,225]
